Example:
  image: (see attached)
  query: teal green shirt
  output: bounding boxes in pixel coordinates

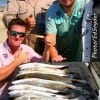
[45,0,85,61]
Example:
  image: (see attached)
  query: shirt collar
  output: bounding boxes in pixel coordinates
[58,1,85,19]
[3,39,22,54]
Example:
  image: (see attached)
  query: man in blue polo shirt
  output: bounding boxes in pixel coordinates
[43,0,86,62]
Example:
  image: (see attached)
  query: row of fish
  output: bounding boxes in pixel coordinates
[9,63,82,100]
[18,63,69,76]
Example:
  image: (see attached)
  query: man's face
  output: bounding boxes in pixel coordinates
[7,25,26,47]
[59,0,75,7]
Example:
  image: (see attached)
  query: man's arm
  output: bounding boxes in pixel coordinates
[0,50,29,81]
[42,34,57,62]
[0,59,22,81]
[49,44,66,62]
[43,34,66,62]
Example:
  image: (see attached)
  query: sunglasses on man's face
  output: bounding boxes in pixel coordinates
[9,31,26,37]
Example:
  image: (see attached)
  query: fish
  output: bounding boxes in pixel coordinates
[8,84,59,93]
[19,63,67,69]
[14,95,41,100]
[9,90,65,99]
[16,72,86,85]
[18,70,67,77]
[14,93,68,100]
[18,64,69,75]
[12,78,69,90]
[16,72,71,83]
[12,78,77,90]
[12,78,79,90]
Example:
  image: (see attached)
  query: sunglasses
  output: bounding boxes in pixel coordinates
[9,31,26,37]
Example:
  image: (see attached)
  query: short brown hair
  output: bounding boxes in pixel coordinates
[8,18,27,31]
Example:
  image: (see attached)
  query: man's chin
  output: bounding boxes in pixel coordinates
[13,42,22,47]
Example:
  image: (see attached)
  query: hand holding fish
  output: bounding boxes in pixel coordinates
[16,49,30,64]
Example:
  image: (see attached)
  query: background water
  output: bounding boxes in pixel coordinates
[0,0,7,7]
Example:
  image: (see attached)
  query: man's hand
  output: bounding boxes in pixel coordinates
[44,34,66,62]
[16,49,30,64]
[51,54,66,62]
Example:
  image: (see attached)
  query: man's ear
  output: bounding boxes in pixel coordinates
[7,30,9,36]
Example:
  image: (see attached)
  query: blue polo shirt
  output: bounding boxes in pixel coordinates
[45,0,85,61]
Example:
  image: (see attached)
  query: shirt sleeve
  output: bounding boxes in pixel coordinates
[23,45,41,62]
[45,6,57,34]
[30,50,42,62]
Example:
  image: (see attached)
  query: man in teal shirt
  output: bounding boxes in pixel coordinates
[43,0,86,62]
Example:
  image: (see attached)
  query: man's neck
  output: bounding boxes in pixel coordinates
[7,41,20,54]
[61,1,76,16]
[10,47,19,54]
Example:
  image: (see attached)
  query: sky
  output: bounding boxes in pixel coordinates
[0,0,7,6]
